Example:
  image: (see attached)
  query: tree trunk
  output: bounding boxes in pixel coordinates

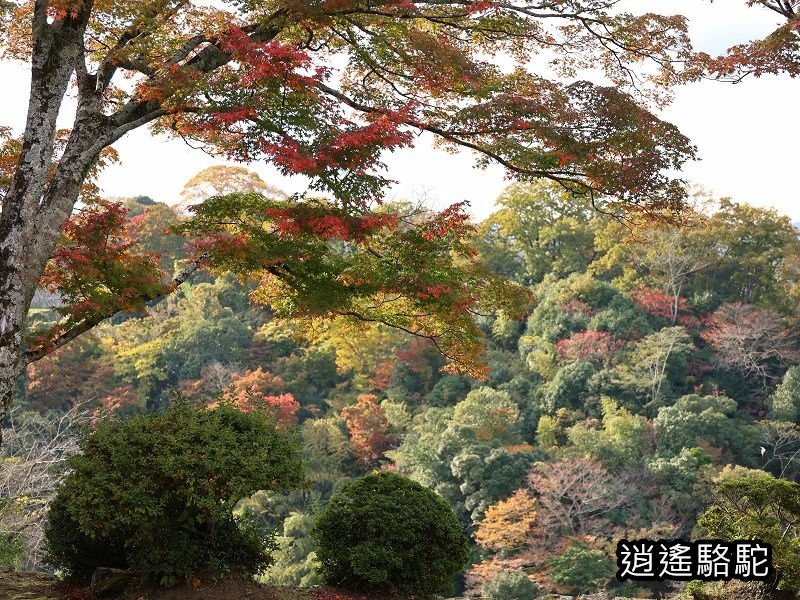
[0,288,25,449]
[0,3,94,445]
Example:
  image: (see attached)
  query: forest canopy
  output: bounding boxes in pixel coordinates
[6,178,800,598]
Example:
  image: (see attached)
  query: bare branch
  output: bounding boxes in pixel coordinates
[0,402,95,570]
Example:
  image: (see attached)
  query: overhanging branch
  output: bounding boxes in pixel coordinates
[23,253,208,365]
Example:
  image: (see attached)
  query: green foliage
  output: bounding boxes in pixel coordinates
[379,399,412,431]
[108,277,252,405]
[546,542,614,594]
[301,417,350,489]
[427,375,472,407]
[539,360,595,412]
[535,414,561,452]
[386,407,455,489]
[44,399,304,584]
[567,397,652,468]
[481,570,540,600]
[698,474,800,593]
[261,512,322,587]
[520,334,557,379]
[613,326,694,408]
[587,295,651,338]
[451,387,521,444]
[476,181,599,286]
[446,442,533,524]
[653,394,746,459]
[0,527,23,569]
[389,390,534,524]
[769,365,800,422]
[647,446,712,493]
[491,312,526,350]
[525,275,601,342]
[313,471,468,597]
[690,200,800,311]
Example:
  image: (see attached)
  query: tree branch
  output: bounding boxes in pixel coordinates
[23,253,208,364]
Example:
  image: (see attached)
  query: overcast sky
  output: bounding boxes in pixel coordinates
[1,1,796,222]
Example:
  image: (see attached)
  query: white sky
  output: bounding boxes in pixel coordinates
[1,1,797,222]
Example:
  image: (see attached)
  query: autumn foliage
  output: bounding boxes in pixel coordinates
[33,201,167,355]
[177,193,532,378]
[474,489,537,553]
[340,394,396,466]
[220,368,300,426]
[555,330,618,364]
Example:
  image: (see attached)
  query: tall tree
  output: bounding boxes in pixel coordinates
[476,181,600,285]
[175,165,285,216]
[704,302,799,399]
[0,0,699,440]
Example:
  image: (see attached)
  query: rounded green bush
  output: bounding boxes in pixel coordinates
[482,570,539,600]
[546,542,614,594]
[313,471,469,597]
[44,398,304,584]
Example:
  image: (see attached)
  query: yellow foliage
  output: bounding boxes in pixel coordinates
[475,489,537,553]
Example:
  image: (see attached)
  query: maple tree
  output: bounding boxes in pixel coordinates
[339,393,395,465]
[474,488,537,554]
[217,367,300,426]
[177,193,533,379]
[706,1,800,80]
[555,330,618,365]
[630,286,692,326]
[471,458,643,592]
[0,0,706,440]
[33,200,167,360]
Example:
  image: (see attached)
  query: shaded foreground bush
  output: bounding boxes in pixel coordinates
[698,475,800,595]
[313,471,468,598]
[482,570,539,600]
[44,398,304,585]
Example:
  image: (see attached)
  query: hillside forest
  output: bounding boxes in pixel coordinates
[4,169,800,598]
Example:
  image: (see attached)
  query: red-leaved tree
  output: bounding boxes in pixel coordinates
[218,367,300,425]
[340,393,396,466]
[555,330,618,365]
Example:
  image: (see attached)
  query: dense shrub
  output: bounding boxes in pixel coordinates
[482,570,540,600]
[0,529,23,568]
[546,542,614,594]
[313,471,469,597]
[698,475,800,594]
[44,398,304,585]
